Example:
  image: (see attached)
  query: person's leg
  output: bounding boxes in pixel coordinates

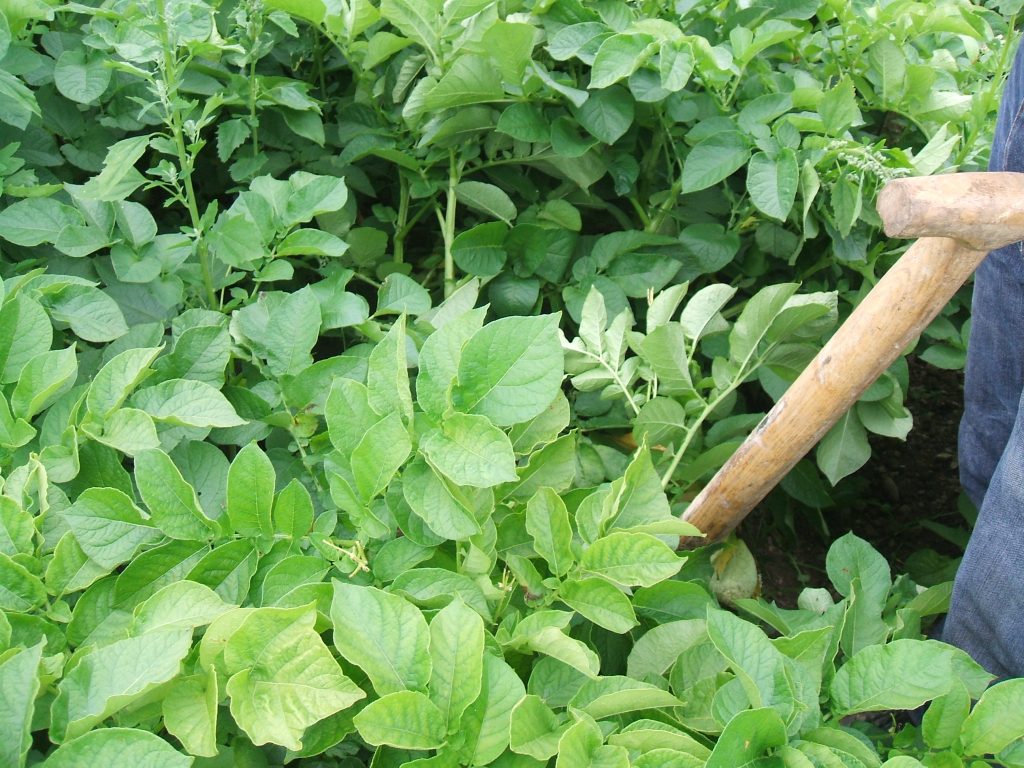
[945,40,1024,677]
[958,41,1024,506]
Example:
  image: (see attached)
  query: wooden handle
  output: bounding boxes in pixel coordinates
[680,236,986,547]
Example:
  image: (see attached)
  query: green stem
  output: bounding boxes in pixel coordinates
[156,0,216,309]
[440,151,460,298]
[394,175,410,264]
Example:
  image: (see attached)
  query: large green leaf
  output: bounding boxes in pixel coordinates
[830,639,992,716]
[747,149,799,221]
[63,488,162,569]
[331,582,431,695]
[0,294,52,384]
[424,55,504,109]
[353,690,446,750]
[452,314,564,426]
[50,628,193,741]
[132,379,246,428]
[428,597,485,729]
[681,132,750,193]
[705,708,787,768]
[223,604,365,750]
[135,448,217,540]
[42,728,192,767]
[226,442,276,538]
[959,678,1024,757]
[420,413,517,488]
[0,642,42,768]
[580,531,682,587]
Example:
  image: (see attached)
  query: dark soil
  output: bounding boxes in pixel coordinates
[743,357,968,607]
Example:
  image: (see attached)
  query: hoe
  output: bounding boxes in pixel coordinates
[679,172,1024,548]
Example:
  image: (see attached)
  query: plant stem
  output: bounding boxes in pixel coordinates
[439,151,460,298]
[394,174,409,264]
[156,0,217,309]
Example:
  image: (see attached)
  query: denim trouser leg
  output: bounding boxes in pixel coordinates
[945,42,1024,678]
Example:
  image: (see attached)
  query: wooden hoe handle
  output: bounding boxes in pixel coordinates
[680,172,1024,548]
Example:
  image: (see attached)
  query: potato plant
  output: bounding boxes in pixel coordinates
[1,0,1023,764]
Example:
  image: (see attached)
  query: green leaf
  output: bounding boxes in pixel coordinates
[187,539,259,604]
[402,458,481,539]
[570,676,684,719]
[0,198,79,246]
[705,708,787,768]
[496,102,549,142]
[0,552,45,614]
[84,407,159,456]
[326,378,380,456]
[682,132,750,193]
[0,69,39,130]
[424,55,504,109]
[581,531,682,587]
[817,410,872,485]
[868,39,907,106]
[366,315,414,420]
[351,411,411,500]
[81,135,152,201]
[560,577,637,634]
[0,496,33,557]
[87,346,162,417]
[707,608,789,712]
[421,413,517,488]
[452,314,564,426]
[276,228,348,257]
[921,678,970,751]
[42,284,128,343]
[0,642,42,768]
[830,639,991,716]
[819,75,862,135]
[284,172,349,226]
[136,448,216,540]
[227,442,276,538]
[131,580,232,634]
[331,581,431,695]
[526,488,575,577]
[264,286,322,377]
[380,0,443,62]
[417,306,488,417]
[831,176,862,238]
[510,693,568,760]
[224,604,365,751]
[0,294,52,384]
[42,728,192,768]
[54,48,111,104]
[273,479,314,539]
[429,597,485,728]
[162,667,219,757]
[590,33,656,89]
[63,488,161,569]
[10,346,78,421]
[728,283,799,365]
[354,690,446,750]
[747,149,799,221]
[151,325,231,386]
[960,678,1024,756]
[451,223,508,277]
[626,619,707,678]
[574,87,634,144]
[482,21,536,82]
[463,654,526,764]
[455,180,518,224]
[50,628,193,741]
[132,379,246,428]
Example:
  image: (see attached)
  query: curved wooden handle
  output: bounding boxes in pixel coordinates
[680,236,986,547]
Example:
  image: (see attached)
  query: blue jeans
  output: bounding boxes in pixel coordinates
[944,42,1024,678]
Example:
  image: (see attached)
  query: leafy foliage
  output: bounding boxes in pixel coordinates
[0,0,1021,764]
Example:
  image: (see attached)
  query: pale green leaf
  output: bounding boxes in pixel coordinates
[42,728,192,767]
[353,690,446,750]
[452,313,564,426]
[227,442,275,538]
[132,379,246,428]
[135,448,217,540]
[429,598,485,728]
[420,413,517,488]
[580,531,682,587]
[331,581,431,695]
[224,604,365,751]
[63,488,161,569]
[0,642,42,768]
